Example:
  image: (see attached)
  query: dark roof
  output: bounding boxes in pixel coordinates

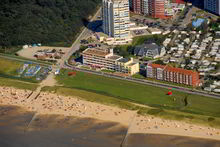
[134,43,161,57]
[118,58,129,63]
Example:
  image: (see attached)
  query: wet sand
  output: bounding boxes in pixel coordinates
[0,105,220,147]
[0,105,127,147]
[124,133,220,147]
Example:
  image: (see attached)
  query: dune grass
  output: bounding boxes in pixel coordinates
[0,77,38,91]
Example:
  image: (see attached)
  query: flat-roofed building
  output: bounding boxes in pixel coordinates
[82,48,139,75]
[82,48,122,70]
[116,58,139,75]
[102,0,131,44]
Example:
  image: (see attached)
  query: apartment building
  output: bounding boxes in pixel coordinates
[102,0,131,43]
[204,0,220,15]
[149,0,166,18]
[142,0,149,15]
[132,0,142,13]
[146,63,200,87]
[116,58,140,75]
[131,0,166,18]
[82,48,139,75]
[132,0,185,18]
[146,63,165,80]
[129,0,133,9]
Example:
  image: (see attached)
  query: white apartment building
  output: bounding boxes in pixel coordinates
[142,0,149,15]
[82,48,139,75]
[82,48,122,70]
[102,0,131,44]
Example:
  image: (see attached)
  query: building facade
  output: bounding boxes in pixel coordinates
[132,0,142,13]
[149,0,165,18]
[129,0,133,9]
[142,0,149,15]
[116,58,140,75]
[82,48,139,75]
[204,0,220,15]
[131,0,185,18]
[172,0,185,4]
[146,63,200,87]
[102,0,131,42]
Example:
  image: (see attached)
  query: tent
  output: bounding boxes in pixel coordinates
[167,91,172,95]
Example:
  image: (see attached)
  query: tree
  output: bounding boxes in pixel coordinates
[0,0,102,50]
[154,60,165,65]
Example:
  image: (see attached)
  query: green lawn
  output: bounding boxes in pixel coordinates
[56,69,220,119]
[0,57,22,76]
[132,35,167,46]
[132,73,145,79]
[0,77,38,90]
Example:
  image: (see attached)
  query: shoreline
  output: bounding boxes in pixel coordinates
[0,86,220,141]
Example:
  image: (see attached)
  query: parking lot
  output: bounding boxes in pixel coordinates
[18,46,70,61]
[130,14,173,31]
[131,29,150,37]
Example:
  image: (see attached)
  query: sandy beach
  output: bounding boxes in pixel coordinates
[0,86,220,141]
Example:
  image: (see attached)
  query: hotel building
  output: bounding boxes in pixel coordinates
[149,0,166,18]
[82,48,139,75]
[204,0,220,16]
[146,63,200,87]
[102,0,132,44]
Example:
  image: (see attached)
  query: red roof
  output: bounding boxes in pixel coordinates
[165,66,198,75]
[148,63,199,76]
[149,63,166,69]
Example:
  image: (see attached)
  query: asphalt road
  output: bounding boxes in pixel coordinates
[58,7,102,68]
